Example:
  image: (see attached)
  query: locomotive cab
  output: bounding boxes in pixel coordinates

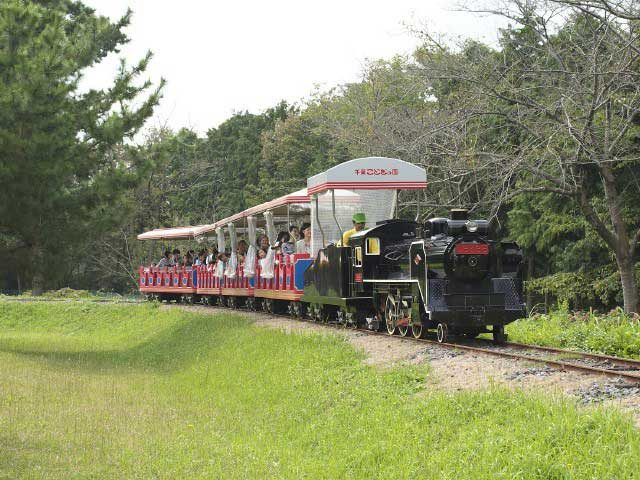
[349,219,418,289]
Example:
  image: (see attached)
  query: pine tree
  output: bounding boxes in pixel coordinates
[0,0,164,293]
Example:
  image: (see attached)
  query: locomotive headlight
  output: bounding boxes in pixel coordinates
[466,220,478,233]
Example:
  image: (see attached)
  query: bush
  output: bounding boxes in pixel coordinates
[506,308,640,359]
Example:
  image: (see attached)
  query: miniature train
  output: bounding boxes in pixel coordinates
[138,157,525,343]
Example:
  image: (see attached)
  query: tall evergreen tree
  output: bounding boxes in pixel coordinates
[0,0,164,293]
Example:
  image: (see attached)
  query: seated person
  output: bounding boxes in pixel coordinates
[183,251,193,267]
[274,231,294,255]
[237,240,248,262]
[258,235,270,252]
[172,248,181,266]
[258,248,267,259]
[157,250,174,268]
[342,213,366,246]
[289,225,300,243]
[296,223,311,254]
[194,250,206,266]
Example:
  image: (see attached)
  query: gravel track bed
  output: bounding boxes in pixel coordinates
[174,304,640,427]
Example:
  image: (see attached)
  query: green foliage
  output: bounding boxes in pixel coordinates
[0,301,639,478]
[506,309,640,359]
[526,263,640,309]
[0,0,163,291]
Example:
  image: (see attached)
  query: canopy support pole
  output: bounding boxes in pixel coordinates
[314,195,325,247]
[331,190,342,239]
[391,189,398,219]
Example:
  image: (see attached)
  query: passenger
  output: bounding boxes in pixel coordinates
[205,247,214,265]
[157,250,174,268]
[274,231,294,255]
[258,248,267,259]
[258,235,270,251]
[183,251,193,267]
[172,248,182,266]
[342,213,367,246]
[194,250,205,266]
[296,223,312,255]
[289,225,300,243]
[237,240,248,262]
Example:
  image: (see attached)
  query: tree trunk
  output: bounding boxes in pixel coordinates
[31,245,45,296]
[578,168,639,314]
[616,253,638,314]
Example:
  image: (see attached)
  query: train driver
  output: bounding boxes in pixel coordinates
[341,212,366,246]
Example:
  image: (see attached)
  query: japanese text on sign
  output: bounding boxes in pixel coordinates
[354,168,399,176]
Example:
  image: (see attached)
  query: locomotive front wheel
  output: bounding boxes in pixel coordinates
[411,323,424,339]
[436,323,449,343]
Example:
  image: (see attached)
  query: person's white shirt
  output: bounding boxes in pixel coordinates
[296,238,311,254]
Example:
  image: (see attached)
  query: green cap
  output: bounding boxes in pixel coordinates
[352,212,366,224]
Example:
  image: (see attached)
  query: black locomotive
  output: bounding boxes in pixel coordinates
[302,209,525,343]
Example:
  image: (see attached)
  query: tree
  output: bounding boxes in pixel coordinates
[415,0,640,312]
[0,0,164,293]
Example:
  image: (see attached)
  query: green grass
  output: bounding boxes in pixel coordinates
[1,287,141,303]
[506,309,640,359]
[1,301,639,479]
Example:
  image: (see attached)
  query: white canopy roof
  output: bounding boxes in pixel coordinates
[136,225,205,241]
[137,189,311,241]
[307,157,427,195]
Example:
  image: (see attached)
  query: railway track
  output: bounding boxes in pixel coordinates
[190,302,640,383]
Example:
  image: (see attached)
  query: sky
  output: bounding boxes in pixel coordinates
[82,0,506,136]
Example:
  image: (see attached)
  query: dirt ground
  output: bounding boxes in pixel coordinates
[177,305,640,427]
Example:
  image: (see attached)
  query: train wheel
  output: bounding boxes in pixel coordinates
[398,322,409,337]
[385,295,398,335]
[293,302,307,319]
[493,324,506,344]
[411,323,424,339]
[346,312,359,329]
[264,298,274,314]
[436,323,449,343]
[245,297,256,311]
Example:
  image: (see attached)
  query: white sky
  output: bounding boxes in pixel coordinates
[83,0,506,135]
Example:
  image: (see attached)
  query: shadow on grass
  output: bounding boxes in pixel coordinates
[0,314,250,374]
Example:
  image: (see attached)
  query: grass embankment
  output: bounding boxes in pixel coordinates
[0,301,639,478]
[506,309,640,360]
[1,287,140,303]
